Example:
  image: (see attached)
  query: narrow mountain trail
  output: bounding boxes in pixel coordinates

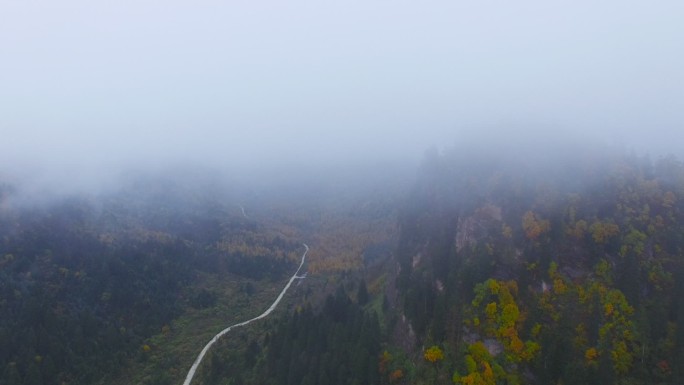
[182,243,309,385]
[239,205,249,219]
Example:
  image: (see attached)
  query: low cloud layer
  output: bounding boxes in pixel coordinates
[1,0,682,182]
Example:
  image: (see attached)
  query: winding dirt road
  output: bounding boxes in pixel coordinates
[182,243,309,385]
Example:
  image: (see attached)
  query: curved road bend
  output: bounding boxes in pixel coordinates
[182,243,309,385]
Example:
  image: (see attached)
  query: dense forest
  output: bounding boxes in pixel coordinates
[0,169,399,385]
[0,178,302,385]
[195,144,684,385]
[3,144,684,385]
[194,283,382,385]
[395,146,684,384]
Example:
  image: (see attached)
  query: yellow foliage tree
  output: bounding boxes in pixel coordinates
[585,347,599,364]
[522,211,550,240]
[424,345,445,363]
[461,279,539,385]
[589,221,620,244]
[454,342,500,385]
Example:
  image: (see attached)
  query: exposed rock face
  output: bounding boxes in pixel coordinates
[412,252,422,268]
[392,314,417,353]
[455,204,503,252]
[484,338,504,357]
[463,331,503,357]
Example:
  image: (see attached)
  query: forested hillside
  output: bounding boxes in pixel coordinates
[4,145,684,385]
[394,145,684,384]
[194,144,684,385]
[0,167,402,385]
[194,283,382,385]
[0,178,302,385]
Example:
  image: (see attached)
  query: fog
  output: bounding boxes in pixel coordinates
[1,0,683,192]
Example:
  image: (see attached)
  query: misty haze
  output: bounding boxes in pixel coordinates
[1,1,683,385]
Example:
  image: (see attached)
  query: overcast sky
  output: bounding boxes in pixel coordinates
[1,0,682,178]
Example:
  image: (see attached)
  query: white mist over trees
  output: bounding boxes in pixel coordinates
[1,0,683,186]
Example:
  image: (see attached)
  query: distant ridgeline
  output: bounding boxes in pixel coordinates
[0,184,300,385]
[395,146,684,384]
